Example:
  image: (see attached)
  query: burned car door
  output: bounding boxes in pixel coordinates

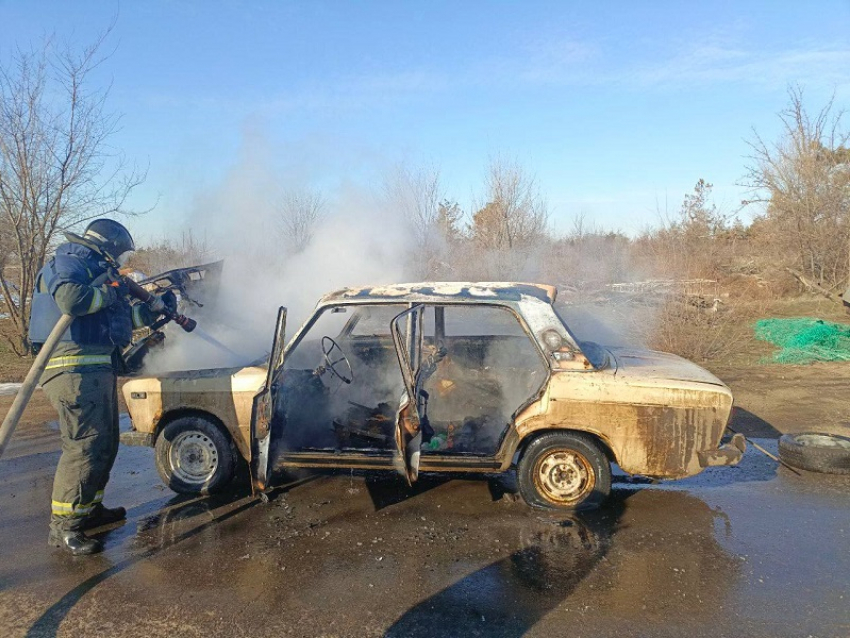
[270,304,406,457]
[419,304,549,458]
[391,305,426,484]
[250,306,287,493]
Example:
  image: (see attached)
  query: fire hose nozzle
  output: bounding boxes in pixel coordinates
[124,276,198,333]
[174,314,197,332]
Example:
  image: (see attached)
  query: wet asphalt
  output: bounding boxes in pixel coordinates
[0,420,848,638]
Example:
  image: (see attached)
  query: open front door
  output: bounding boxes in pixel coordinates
[391,305,426,485]
[250,306,287,494]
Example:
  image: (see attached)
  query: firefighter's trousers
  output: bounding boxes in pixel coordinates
[42,370,119,532]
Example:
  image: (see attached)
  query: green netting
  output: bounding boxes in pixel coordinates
[754,317,850,364]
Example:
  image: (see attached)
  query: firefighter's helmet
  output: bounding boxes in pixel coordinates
[82,219,136,265]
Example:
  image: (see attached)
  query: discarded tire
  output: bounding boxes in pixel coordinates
[778,432,850,475]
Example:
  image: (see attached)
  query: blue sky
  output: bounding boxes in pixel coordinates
[2,0,849,241]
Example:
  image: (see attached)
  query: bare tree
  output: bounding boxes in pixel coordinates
[383,163,454,278]
[638,180,737,280]
[129,231,216,277]
[0,32,145,354]
[742,86,850,290]
[276,188,326,255]
[384,163,441,242]
[464,156,550,279]
[470,156,549,251]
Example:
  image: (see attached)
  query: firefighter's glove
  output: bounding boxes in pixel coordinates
[147,294,166,314]
[91,271,127,307]
[113,278,129,300]
[90,272,111,287]
[99,284,119,307]
[99,279,128,307]
[160,290,178,314]
[147,291,176,315]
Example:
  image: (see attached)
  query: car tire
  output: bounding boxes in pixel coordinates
[517,432,611,510]
[778,432,850,475]
[155,416,237,494]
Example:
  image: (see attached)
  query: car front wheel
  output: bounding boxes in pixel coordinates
[517,432,611,510]
[155,416,237,495]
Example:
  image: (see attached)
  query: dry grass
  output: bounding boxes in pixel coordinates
[642,292,850,366]
[0,319,32,382]
[645,300,757,364]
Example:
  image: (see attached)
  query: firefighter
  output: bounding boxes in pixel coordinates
[28,219,174,555]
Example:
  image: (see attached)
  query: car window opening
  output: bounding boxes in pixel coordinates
[267,303,547,467]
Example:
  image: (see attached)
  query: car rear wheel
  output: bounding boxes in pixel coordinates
[155,416,237,494]
[517,432,611,510]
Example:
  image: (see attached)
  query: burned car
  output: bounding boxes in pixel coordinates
[121,283,744,510]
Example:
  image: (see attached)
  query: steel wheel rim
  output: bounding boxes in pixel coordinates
[170,431,219,484]
[533,448,595,506]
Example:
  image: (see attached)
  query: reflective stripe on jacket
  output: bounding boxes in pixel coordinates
[44,355,114,371]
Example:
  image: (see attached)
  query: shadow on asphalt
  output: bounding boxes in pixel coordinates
[384,492,631,638]
[23,480,275,638]
[383,486,745,638]
[730,407,783,439]
[365,474,451,511]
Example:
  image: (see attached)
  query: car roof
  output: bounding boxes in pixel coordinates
[319,282,558,305]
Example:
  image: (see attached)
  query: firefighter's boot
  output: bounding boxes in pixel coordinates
[48,530,103,556]
[81,504,127,530]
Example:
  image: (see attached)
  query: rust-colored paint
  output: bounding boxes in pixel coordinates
[394,400,421,483]
[253,393,271,440]
[400,412,420,435]
[514,371,733,478]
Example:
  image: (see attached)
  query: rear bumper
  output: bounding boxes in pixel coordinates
[698,433,746,467]
[119,430,154,447]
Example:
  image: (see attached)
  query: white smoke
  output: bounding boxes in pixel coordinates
[141,132,414,374]
[137,128,657,375]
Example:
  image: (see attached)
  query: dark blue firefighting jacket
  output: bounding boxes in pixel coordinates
[28,241,134,357]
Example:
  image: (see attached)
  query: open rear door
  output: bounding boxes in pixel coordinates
[391,305,426,485]
[250,306,287,494]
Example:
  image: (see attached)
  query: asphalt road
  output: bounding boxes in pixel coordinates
[0,418,848,638]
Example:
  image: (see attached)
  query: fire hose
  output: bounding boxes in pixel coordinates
[0,277,197,460]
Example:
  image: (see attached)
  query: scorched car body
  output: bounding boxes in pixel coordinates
[121,282,744,509]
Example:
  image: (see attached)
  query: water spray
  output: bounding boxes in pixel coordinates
[124,277,242,361]
[191,326,242,360]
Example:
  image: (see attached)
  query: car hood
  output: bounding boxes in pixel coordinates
[607,347,727,387]
[123,364,267,394]
[135,260,224,307]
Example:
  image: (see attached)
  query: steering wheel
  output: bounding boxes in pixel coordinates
[321,336,354,385]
